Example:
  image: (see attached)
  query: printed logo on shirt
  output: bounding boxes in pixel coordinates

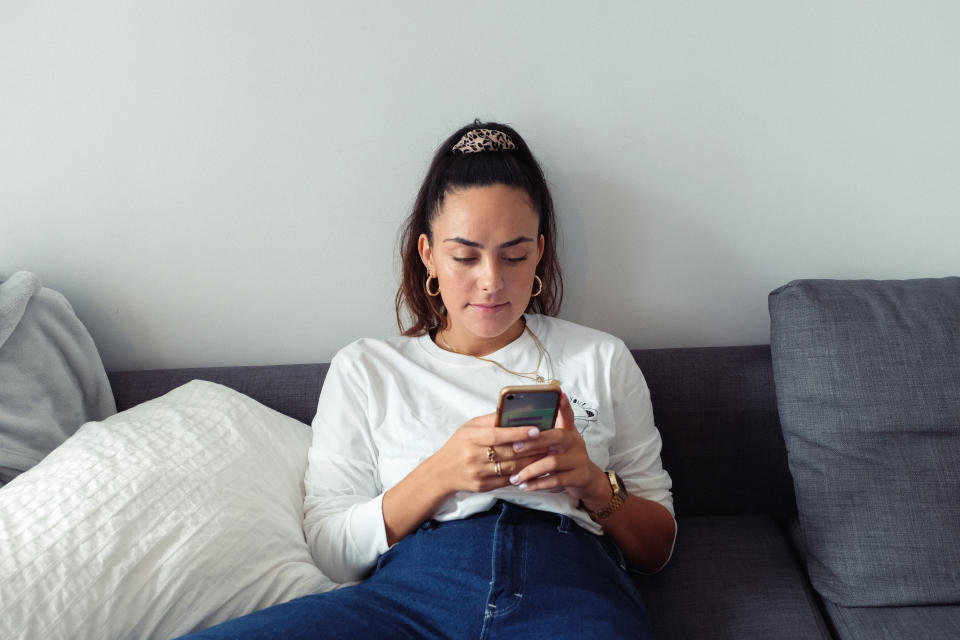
[569,395,598,435]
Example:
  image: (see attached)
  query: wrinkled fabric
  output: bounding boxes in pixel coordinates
[0,271,116,485]
[0,380,333,640]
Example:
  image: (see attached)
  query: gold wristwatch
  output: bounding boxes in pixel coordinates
[581,470,628,522]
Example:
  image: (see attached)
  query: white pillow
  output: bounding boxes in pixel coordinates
[0,380,337,640]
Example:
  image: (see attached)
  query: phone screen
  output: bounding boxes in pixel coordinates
[497,387,560,431]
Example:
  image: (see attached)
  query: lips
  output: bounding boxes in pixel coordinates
[469,302,509,315]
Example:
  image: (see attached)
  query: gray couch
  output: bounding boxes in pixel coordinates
[107,345,827,639]
[105,277,960,640]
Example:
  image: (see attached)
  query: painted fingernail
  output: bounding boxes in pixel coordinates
[513,441,524,452]
[509,474,520,485]
[527,428,540,438]
[518,482,529,491]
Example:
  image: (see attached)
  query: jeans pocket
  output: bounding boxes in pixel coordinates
[374,543,398,573]
[588,534,650,611]
[374,520,433,574]
[590,534,628,572]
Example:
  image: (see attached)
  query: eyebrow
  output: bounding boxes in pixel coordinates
[443,236,535,249]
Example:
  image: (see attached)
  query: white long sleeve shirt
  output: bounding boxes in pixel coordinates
[303,315,674,583]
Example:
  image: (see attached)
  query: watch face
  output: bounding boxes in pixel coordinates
[584,471,630,521]
[612,472,627,499]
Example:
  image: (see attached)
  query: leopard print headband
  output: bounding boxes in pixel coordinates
[452,128,517,154]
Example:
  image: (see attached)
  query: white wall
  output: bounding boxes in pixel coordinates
[2,1,958,370]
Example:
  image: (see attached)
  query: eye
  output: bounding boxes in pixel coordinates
[505,256,527,263]
[452,256,477,264]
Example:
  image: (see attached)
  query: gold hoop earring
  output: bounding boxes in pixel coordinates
[425,274,441,297]
[531,275,543,297]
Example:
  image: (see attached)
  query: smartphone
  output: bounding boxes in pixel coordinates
[496,384,561,431]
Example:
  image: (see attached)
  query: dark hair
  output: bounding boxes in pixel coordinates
[395,120,563,336]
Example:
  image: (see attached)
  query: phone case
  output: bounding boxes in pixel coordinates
[496,383,561,431]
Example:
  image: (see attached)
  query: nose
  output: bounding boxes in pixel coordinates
[477,257,503,293]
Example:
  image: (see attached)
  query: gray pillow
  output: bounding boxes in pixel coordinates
[0,271,116,485]
[769,278,960,607]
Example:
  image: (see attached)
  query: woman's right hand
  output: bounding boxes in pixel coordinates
[427,412,550,495]
[382,413,552,546]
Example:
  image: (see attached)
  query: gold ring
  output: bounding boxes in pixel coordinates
[495,460,503,477]
[486,447,497,463]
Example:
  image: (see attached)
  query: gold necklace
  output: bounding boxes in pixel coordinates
[438,322,559,384]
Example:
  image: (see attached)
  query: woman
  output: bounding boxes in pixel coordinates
[184,121,676,638]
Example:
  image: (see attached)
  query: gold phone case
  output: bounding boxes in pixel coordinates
[496,383,562,430]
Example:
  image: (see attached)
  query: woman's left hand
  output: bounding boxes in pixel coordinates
[509,394,678,574]
[507,394,611,505]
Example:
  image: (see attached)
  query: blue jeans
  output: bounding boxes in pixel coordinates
[179,502,656,639]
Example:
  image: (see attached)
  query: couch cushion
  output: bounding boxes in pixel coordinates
[634,516,831,640]
[109,363,329,425]
[824,601,960,640]
[769,277,960,606]
[634,346,794,519]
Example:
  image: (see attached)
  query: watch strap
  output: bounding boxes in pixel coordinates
[581,470,628,522]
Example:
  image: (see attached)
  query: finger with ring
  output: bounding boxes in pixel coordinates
[486,446,498,462]
[495,460,503,477]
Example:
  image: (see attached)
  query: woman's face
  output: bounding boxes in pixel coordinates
[419,184,544,355]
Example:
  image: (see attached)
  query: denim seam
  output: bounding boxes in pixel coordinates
[479,507,507,639]
[490,522,525,618]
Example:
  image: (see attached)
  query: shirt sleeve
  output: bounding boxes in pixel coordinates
[606,341,678,572]
[302,349,390,583]
[606,340,675,518]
